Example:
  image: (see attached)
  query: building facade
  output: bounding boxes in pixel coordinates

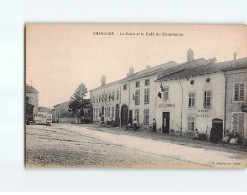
[26,84,39,117]
[223,58,247,139]
[53,101,70,122]
[90,61,177,126]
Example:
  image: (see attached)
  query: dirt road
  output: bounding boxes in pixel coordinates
[25,124,247,168]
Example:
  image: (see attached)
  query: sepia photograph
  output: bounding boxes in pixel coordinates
[25,24,247,168]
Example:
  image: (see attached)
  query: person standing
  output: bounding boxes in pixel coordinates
[133,118,137,131]
[152,118,157,132]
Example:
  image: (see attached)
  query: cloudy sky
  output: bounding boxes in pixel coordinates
[26,24,247,108]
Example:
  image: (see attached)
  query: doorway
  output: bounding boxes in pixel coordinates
[121,105,129,126]
[162,112,170,133]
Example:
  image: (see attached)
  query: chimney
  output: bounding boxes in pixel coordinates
[146,65,151,69]
[127,67,134,77]
[187,48,194,62]
[101,75,106,87]
[209,58,217,65]
[234,52,237,60]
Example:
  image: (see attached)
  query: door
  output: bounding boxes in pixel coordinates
[162,112,170,133]
[121,105,129,126]
[210,118,223,143]
[129,110,133,125]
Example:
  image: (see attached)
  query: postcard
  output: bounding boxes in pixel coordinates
[25,24,247,168]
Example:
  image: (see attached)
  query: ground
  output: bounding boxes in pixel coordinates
[25,123,247,168]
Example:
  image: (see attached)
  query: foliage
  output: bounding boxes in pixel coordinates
[68,83,89,118]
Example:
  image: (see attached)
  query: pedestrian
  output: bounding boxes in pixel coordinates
[133,118,138,131]
[152,118,156,132]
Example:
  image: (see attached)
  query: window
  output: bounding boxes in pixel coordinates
[112,92,115,100]
[93,108,95,119]
[136,81,140,88]
[99,108,101,117]
[145,79,150,86]
[112,107,114,118]
[117,91,119,100]
[99,95,101,103]
[163,87,169,100]
[123,84,127,90]
[143,109,149,125]
[144,89,149,104]
[188,117,195,131]
[105,107,107,117]
[189,92,196,107]
[96,108,98,119]
[190,80,195,85]
[232,113,244,135]
[135,109,139,123]
[204,91,211,108]
[135,90,140,105]
[108,107,111,117]
[234,83,245,101]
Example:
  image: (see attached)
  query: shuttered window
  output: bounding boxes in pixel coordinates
[188,117,195,131]
[143,109,149,125]
[163,87,169,100]
[135,109,139,123]
[189,92,196,107]
[232,113,245,135]
[234,83,245,101]
[144,89,149,104]
[112,107,114,118]
[204,91,211,108]
[135,90,140,105]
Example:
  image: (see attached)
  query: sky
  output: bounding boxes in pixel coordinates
[26,24,247,108]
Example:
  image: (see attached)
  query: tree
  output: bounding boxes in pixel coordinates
[68,83,88,121]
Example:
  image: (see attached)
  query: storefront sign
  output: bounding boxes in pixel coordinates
[158,104,175,108]
[197,109,210,117]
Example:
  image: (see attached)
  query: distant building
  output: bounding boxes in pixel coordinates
[53,101,70,122]
[223,58,247,139]
[26,84,39,117]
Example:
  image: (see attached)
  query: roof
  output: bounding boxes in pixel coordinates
[89,61,177,92]
[26,84,39,93]
[38,107,52,114]
[124,61,177,82]
[156,57,247,82]
[53,101,70,108]
[156,58,209,81]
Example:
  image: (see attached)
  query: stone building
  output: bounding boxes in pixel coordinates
[156,54,247,138]
[223,57,247,139]
[26,84,39,117]
[90,61,177,126]
[53,101,70,122]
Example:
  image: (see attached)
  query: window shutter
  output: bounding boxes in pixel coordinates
[239,113,244,134]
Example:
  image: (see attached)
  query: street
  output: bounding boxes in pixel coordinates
[26,123,247,168]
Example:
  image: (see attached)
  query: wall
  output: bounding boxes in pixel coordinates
[156,72,226,135]
[121,74,157,126]
[90,82,121,123]
[225,69,247,138]
[26,92,38,116]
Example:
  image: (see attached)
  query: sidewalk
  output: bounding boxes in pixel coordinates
[76,123,247,155]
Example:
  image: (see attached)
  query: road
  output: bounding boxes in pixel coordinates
[25,123,247,168]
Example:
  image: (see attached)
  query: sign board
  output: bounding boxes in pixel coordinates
[158,104,175,108]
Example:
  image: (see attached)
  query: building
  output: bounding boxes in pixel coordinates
[26,84,39,117]
[120,61,177,126]
[222,57,247,139]
[53,101,70,122]
[156,52,247,138]
[90,76,122,125]
[90,61,177,126]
